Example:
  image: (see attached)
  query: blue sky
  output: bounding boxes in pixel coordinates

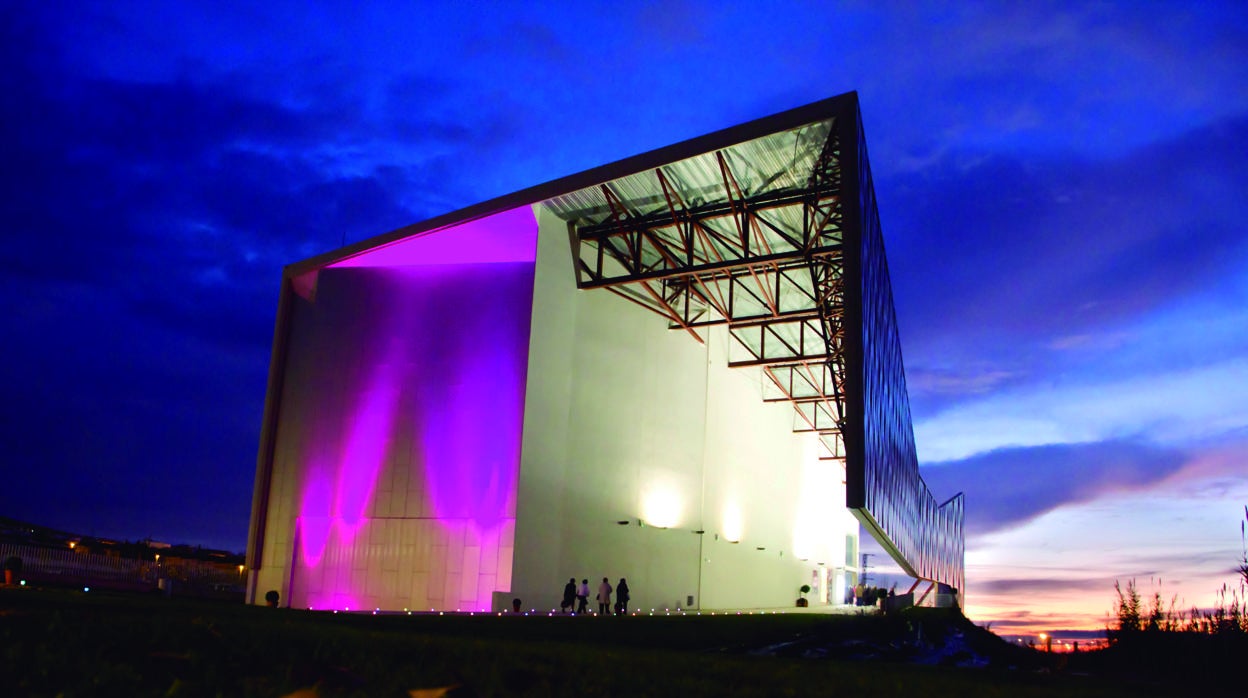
[2,1,1245,632]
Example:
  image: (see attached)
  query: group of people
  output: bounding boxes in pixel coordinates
[561,576,630,615]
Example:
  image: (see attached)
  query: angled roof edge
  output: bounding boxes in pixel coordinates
[285,91,861,277]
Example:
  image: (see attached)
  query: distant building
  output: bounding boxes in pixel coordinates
[246,91,963,612]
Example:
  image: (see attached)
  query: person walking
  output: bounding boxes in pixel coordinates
[596,577,613,616]
[561,577,576,613]
[577,578,590,614]
[615,578,630,615]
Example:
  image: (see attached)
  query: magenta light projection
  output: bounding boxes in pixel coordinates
[331,205,539,268]
[283,206,538,612]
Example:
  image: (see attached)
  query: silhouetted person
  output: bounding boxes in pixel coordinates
[615,578,630,615]
[577,579,590,613]
[597,577,613,615]
[512,597,522,613]
[561,577,576,613]
[264,590,280,608]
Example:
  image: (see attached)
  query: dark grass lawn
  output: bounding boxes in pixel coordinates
[0,587,1169,697]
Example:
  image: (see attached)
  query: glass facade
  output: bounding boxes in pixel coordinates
[846,110,964,594]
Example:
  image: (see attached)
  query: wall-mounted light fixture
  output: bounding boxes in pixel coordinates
[616,520,630,526]
[693,530,705,535]
[756,546,766,551]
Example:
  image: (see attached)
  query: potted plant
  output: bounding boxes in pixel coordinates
[796,584,811,607]
[3,556,22,585]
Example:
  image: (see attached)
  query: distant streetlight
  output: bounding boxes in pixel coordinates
[1038,633,1051,652]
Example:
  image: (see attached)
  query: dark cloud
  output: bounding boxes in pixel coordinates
[883,114,1248,359]
[0,0,572,551]
[974,577,1110,595]
[0,7,468,549]
[921,440,1187,535]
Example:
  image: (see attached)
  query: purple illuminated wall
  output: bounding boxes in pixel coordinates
[269,208,537,611]
[332,206,539,268]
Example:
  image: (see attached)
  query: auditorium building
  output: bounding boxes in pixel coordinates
[245,91,964,613]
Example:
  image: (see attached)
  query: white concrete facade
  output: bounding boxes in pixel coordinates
[246,92,965,613]
[511,206,858,612]
[250,204,859,613]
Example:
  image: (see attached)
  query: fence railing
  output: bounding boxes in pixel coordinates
[1,542,245,594]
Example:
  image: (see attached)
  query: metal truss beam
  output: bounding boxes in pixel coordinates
[565,123,850,461]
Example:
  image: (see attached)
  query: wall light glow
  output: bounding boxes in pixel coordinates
[721,501,744,543]
[420,272,531,529]
[792,437,833,562]
[335,380,401,532]
[641,487,683,528]
[296,455,335,566]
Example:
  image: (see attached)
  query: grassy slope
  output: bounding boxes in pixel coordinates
[1,588,1163,697]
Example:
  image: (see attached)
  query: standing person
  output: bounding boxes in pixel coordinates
[596,577,613,616]
[561,577,576,613]
[615,578,630,615]
[577,579,590,614]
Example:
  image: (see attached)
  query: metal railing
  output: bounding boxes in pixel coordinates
[1,542,244,594]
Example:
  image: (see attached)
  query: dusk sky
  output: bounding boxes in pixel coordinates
[3,1,1245,635]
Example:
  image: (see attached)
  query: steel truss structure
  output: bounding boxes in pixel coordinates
[543,93,963,595]
[546,119,849,461]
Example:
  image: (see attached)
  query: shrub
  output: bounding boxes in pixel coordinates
[1109,506,1248,641]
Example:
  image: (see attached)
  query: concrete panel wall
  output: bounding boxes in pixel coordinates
[253,204,857,613]
[255,262,535,611]
[511,206,857,612]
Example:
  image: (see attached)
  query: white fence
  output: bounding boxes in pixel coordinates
[1,543,243,593]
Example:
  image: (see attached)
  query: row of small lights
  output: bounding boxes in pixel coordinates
[11,580,92,593]
[10,586,784,615]
[16,584,744,613]
[8,583,791,615]
[315,606,789,616]
[72,542,248,575]
[1013,634,1082,651]
[15,580,789,617]
[303,519,831,615]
